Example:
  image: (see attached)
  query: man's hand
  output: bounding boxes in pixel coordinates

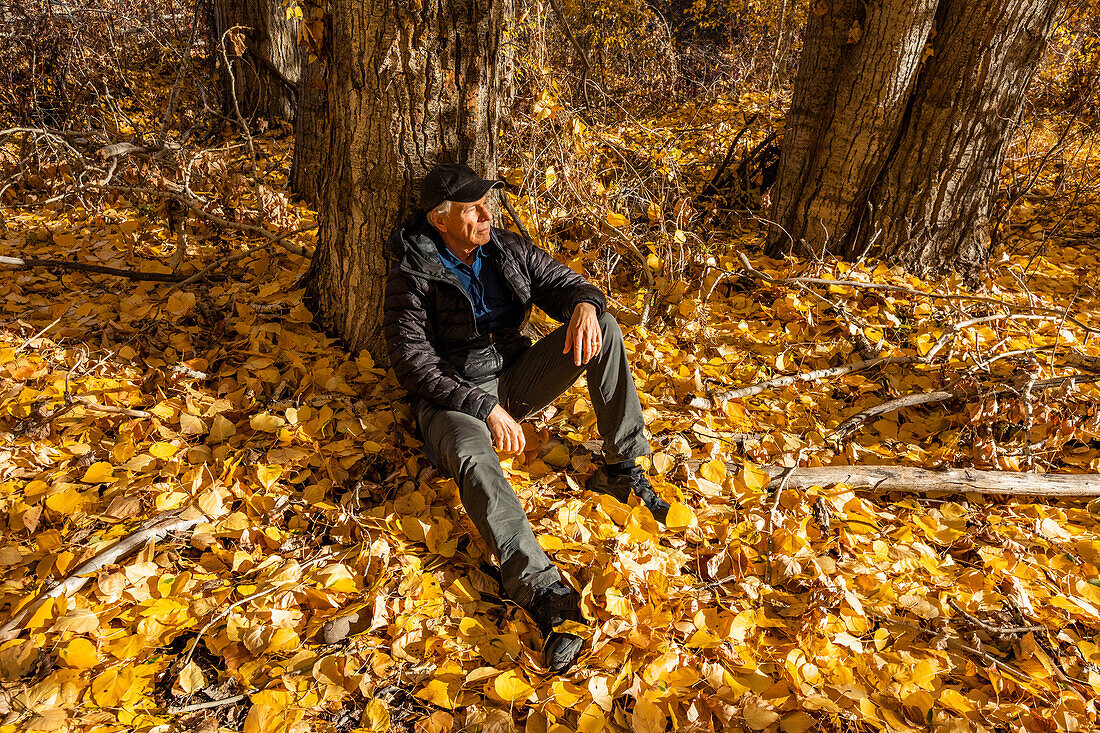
[486,404,526,454]
[563,302,601,367]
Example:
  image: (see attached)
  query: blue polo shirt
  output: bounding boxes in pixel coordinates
[437,241,521,333]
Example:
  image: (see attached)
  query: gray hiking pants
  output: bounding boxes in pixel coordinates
[415,311,650,607]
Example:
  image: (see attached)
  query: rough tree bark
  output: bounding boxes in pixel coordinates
[213,0,301,122]
[289,55,326,204]
[302,0,505,357]
[767,0,1062,277]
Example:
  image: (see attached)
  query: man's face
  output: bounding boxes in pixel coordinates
[433,196,492,249]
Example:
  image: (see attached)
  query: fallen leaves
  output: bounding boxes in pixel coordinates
[1,33,1100,733]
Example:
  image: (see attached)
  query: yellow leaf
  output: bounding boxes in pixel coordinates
[45,487,85,514]
[53,608,100,634]
[180,412,207,435]
[665,502,695,530]
[250,412,286,432]
[25,708,67,732]
[492,669,535,703]
[82,462,115,483]
[605,588,632,617]
[149,442,178,459]
[743,695,779,730]
[606,211,629,228]
[577,702,606,733]
[0,641,37,679]
[700,458,726,483]
[316,564,358,593]
[178,661,206,693]
[256,465,283,490]
[265,627,300,654]
[208,414,237,443]
[167,292,196,316]
[417,679,459,709]
[58,638,98,669]
[630,696,665,733]
[647,252,662,270]
[736,461,770,492]
[91,665,135,707]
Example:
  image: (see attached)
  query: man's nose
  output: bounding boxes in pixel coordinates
[476,203,490,221]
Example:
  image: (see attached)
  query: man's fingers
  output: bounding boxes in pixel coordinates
[563,328,574,356]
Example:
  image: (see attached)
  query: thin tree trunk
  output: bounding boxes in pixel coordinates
[213,0,301,122]
[767,0,1061,277]
[303,0,505,357]
[289,55,326,204]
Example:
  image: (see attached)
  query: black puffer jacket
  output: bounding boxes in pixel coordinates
[383,211,607,421]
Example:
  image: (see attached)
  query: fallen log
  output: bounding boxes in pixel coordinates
[682,461,1100,498]
[578,440,1100,497]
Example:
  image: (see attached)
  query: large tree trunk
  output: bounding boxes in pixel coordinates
[302,0,505,357]
[213,0,301,122]
[767,0,1061,278]
[289,55,326,205]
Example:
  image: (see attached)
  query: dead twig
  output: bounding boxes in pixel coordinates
[829,374,1100,442]
[947,597,1045,635]
[167,691,255,715]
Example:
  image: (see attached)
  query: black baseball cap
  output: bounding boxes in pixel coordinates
[420,163,503,212]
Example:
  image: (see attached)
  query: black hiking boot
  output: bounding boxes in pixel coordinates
[586,464,670,524]
[526,580,586,674]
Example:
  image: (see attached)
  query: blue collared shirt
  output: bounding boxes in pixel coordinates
[436,239,521,333]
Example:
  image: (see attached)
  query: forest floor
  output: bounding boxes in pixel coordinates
[2,51,1100,733]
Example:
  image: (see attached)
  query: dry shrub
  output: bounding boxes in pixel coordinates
[0,0,196,128]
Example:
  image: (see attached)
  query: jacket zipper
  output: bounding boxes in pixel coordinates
[400,261,485,338]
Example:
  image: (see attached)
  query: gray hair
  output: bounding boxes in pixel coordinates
[431,200,452,218]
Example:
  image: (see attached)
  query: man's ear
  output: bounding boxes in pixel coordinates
[427,210,443,232]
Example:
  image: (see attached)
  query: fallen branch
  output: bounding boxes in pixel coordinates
[947,597,1045,635]
[167,691,254,715]
[90,184,312,258]
[715,355,920,401]
[830,373,1100,442]
[743,465,1100,498]
[72,394,152,419]
[0,255,186,282]
[0,510,203,642]
[737,252,1100,336]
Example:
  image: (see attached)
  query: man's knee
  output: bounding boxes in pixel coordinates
[597,311,623,343]
[429,413,496,478]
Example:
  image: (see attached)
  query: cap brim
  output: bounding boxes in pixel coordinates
[449,178,504,203]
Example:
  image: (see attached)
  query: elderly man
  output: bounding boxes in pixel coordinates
[326,163,668,673]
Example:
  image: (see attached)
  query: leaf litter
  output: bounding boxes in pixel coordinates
[2,47,1100,733]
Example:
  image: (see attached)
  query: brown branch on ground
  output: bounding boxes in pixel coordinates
[947,597,1045,635]
[0,510,203,642]
[90,183,312,258]
[0,255,187,282]
[829,373,1100,442]
[737,252,1100,336]
[71,395,152,419]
